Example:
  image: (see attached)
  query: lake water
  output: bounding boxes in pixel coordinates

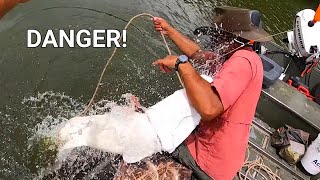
[0,0,318,179]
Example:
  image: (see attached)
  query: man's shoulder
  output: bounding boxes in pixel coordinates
[229,49,263,71]
[221,49,263,83]
[232,49,261,61]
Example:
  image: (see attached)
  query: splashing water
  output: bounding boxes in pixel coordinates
[23,92,85,140]
[24,92,139,138]
[22,91,154,178]
[23,89,197,180]
[192,25,242,78]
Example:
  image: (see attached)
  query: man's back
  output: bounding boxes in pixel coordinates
[186,49,264,180]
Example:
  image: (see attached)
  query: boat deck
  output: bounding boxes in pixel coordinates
[263,80,320,130]
[235,118,312,180]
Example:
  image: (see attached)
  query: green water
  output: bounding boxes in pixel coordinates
[0,0,318,179]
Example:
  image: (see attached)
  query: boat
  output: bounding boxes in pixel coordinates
[236,8,320,180]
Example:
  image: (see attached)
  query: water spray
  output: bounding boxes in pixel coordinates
[80,13,184,116]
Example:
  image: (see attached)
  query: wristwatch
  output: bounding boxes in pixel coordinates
[174,55,189,71]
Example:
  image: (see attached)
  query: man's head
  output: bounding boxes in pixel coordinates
[194,6,272,58]
[212,6,272,43]
[192,6,271,75]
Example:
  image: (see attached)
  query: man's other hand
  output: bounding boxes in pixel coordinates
[152,55,178,73]
[152,17,175,35]
[0,0,31,19]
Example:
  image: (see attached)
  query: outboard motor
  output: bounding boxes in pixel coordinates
[287,9,320,77]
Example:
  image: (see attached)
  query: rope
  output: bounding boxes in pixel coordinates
[239,148,282,180]
[80,13,184,116]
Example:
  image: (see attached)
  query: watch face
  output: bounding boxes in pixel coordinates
[179,55,189,62]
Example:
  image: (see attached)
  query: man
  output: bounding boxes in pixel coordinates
[0,0,30,18]
[152,6,271,180]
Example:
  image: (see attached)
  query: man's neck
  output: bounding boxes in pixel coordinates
[226,45,253,59]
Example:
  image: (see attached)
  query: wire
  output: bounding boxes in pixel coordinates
[307,71,312,87]
[254,29,294,42]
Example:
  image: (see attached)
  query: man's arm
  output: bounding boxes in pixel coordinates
[166,28,200,57]
[152,55,224,121]
[153,51,255,122]
[178,62,224,121]
[152,17,200,57]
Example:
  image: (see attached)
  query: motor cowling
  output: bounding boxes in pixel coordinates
[287,9,320,61]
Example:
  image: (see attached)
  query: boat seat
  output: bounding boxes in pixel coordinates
[259,54,284,88]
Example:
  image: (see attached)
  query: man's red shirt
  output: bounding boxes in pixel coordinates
[186,49,263,180]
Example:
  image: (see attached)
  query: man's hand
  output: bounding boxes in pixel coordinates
[152,55,178,73]
[152,17,200,57]
[152,17,175,35]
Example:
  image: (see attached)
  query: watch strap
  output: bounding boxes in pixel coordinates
[175,56,189,71]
